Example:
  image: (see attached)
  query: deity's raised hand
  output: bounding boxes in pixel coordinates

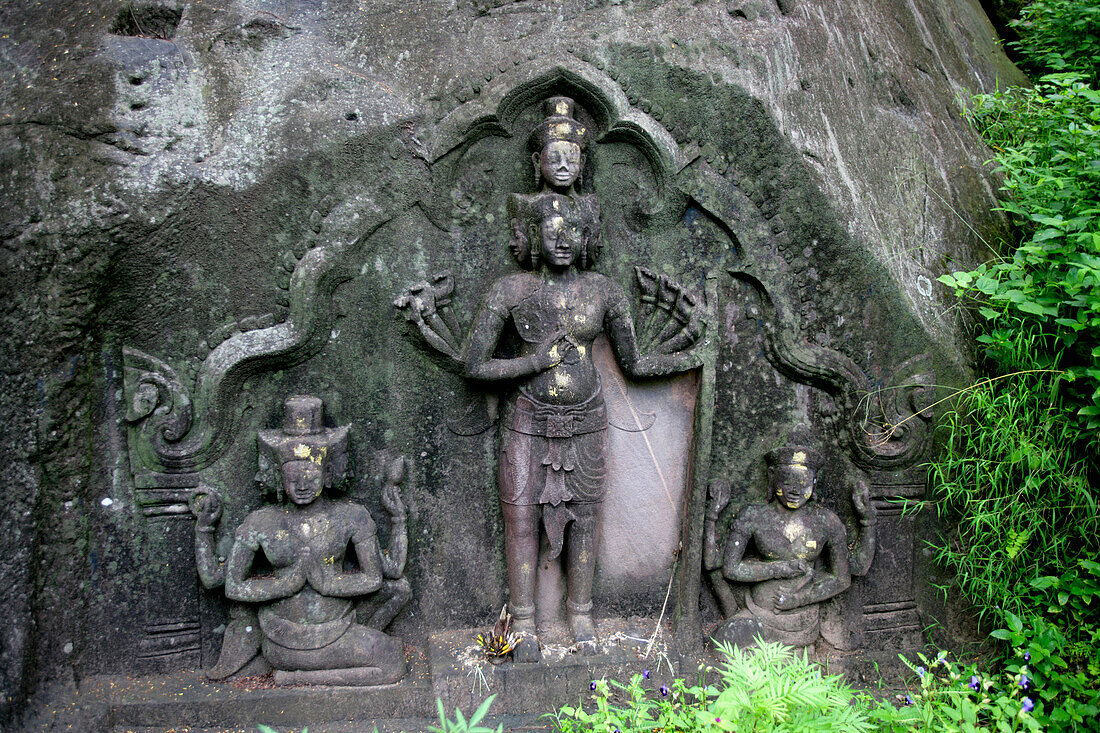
[190,488,222,531]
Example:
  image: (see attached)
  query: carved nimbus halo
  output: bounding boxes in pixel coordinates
[426,56,690,231]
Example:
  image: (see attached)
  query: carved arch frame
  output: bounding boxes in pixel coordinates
[121,54,934,642]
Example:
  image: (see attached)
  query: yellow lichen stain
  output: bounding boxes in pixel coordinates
[554,371,572,388]
[792,451,807,465]
[310,446,327,466]
[574,314,586,323]
[295,415,308,431]
[784,519,806,543]
[577,549,589,564]
[552,122,572,138]
[520,562,532,576]
[556,100,569,115]
[805,540,817,551]
[293,444,312,459]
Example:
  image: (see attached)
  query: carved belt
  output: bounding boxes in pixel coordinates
[508,388,607,509]
[508,387,608,439]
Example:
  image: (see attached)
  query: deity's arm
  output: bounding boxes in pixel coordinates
[722,508,806,583]
[462,281,559,381]
[304,507,385,597]
[604,283,701,377]
[224,519,305,603]
[191,489,225,588]
[776,512,851,611]
[375,457,408,579]
[195,527,225,589]
[703,480,731,571]
[848,473,877,577]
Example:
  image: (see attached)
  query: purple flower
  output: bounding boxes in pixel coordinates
[916,666,926,678]
[643,669,650,679]
[660,685,670,697]
[969,675,980,691]
[1019,674,1029,689]
[1022,697,1034,713]
[590,681,597,691]
[715,717,721,723]
[1024,651,1031,662]
[905,694,913,705]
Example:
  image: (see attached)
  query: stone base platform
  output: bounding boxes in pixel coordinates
[32,619,685,732]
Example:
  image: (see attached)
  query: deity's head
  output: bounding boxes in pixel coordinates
[258,395,350,504]
[765,443,824,510]
[529,97,589,192]
[282,459,325,505]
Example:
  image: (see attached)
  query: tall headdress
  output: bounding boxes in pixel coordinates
[528,96,590,153]
[764,444,826,472]
[257,395,349,500]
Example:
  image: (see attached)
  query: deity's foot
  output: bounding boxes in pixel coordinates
[273,665,402,687]
[511,617,541,663]
[569,611,598,656]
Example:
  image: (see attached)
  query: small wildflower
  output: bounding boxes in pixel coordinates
[643,669,650,679]
[660,685,670,697]
[715,717,721,723]
[1024,651,1031,662]
[590,681,597,691]
[969,675,980,691]
[1022,697,1034,713]
[917,666,926,678]
[1019,674,1029,689]
[905,694,913,705]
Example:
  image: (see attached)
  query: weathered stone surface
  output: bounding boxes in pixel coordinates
[1,0,1023,727]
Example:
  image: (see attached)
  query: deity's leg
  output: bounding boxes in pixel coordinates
[500,501,541,662]
[366,576,412,630]
[205,604,262,680]
[565,502,600,654]
[263,624,405,686]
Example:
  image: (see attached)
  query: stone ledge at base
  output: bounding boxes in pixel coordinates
[79,649,433,731]
[44,619,683,732]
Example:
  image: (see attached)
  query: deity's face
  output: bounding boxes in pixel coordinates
[540,214,579,269]
[539,140,582,189]
[282,460,325,505]
[770,464,814,510]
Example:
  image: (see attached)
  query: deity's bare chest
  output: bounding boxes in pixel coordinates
[755,518,824,562]
[510,278,604,343]
[262,513,350,564]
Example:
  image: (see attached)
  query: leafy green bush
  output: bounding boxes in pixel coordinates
[925,371,1097,622]
[1009,0,1100,83]
[928,4,1100,729]
[552,640,872,733]
[949,73,1100,452]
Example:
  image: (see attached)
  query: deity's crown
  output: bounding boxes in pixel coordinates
[258,395,349,471]
[765,444,825,472]
[529,96,589,152]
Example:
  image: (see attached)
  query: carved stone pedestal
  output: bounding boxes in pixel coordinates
[428,618,684,716]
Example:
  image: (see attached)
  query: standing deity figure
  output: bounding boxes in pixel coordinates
[190,395,411,685]
[458,97,701,660]
[703,440,876,648]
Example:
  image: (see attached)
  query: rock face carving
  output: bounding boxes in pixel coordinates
[397,97,703,660]
[703,437,876,648]
[190,395,411,685]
